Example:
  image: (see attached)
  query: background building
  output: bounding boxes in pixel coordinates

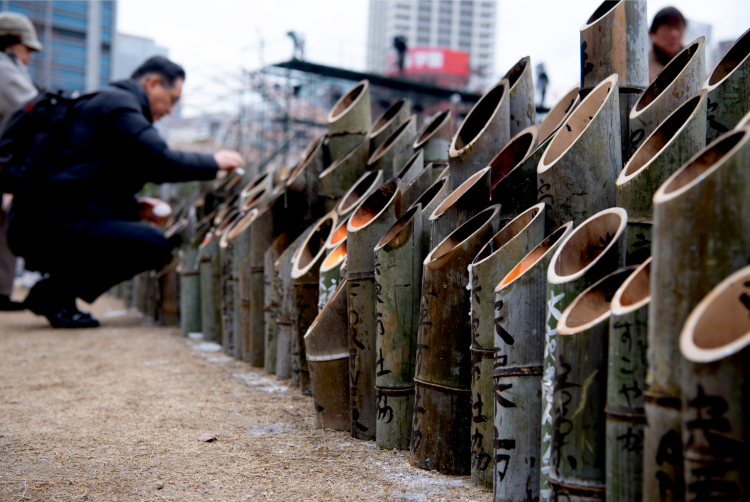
[113,33,168,81]
[0,0,116,94]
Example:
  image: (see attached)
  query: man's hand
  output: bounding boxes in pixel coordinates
[137,197,172,227]
[214,150,243,171]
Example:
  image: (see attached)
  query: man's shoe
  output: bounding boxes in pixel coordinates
[45,309,100,329]
[0,295,25,311]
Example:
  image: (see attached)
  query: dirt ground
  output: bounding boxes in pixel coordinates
[0,294,493,502]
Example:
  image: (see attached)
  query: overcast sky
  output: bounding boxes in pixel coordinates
[117,0,750,116]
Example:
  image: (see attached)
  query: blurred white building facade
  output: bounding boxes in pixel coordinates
[113,32,168,81]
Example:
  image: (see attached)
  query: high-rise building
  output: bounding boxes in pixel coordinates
[0,0,116,94]
[367,0,496,89]
[113,33,168,81]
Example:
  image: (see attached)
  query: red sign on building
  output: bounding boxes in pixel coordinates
[386,47,470,88]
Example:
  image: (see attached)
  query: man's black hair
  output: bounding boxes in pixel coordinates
[650,7,686,33]
[131,56,186,86]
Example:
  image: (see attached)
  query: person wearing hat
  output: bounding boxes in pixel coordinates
[0,12,41,311]
[649,7,687,81]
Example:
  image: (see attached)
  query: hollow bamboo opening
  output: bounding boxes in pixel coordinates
[414,110,451,149]
[635,39,704,112]
[540,75,615,170]
[321,241,347,272]
[287,135,323,186]
[241,172,269,197]
[370,99,407,136]
[329,81,366,120]
[375,204,421,250]
[227,209,257,242]
[326,216,350,249]
[216,210,240,235]
[473,202,543,264]
[243,187,268,212]
[707,27,750,87]
[350,180,399,230]
[552,209,626,279]
[225,174,242,193]
[538,85,580,143]
[428,205,499,264]
[411,177,446,212]
[584,0,620,26]
[338,171,380,214]
[368,117,415,165]
[319,138,368,177]
[396,151,423,179]
[502,56,529,89]
[611,258,651,314]
[488,127,537,188]
[429,167,489,220]
[452,81,508,151]
[558,267,635,334]
[294,216,336,276]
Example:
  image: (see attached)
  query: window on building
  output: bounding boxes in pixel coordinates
[416,37,430,45]
[395,14,410,21]
[437,37,451,47]
[52,12,87,31]
[459,30,471,38]
[439,17,451,25]
[418,16,431,24]
[459,39,471,50]
[395,24,409,31]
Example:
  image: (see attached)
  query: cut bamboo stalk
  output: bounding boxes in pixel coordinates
[606,258,651,502]
[264,232,290,374]
[429,166,491,251]
[468,202,548,490]
[449,79,511,190]
[228,209,259,360]
[373,204,424,450]
[411,205,501,475]
[157,257,180,326]
[434,163,449,183]
[487,125,539,218]
[400,163,433,212]
[549,266,637,500]
[736,109,750,130]
[539,207,628,501]
[318,137,370,213]
[328,131,367,165]
[292,213,337,395]
[219,213,246,355]
[286,133,328,222]
[629,38,706,156]
[395,149,425,187]
[305,280,351,431]
[199,232,221,341]
[318,240,347,313]
[242,185,270,213]
[336,170,384,220]
[644,128,750,502]
[617,91,707,265]
[180,224,211,337]
[502,56,536,136]
[537,74,622,229]
[538,84,581,144]
[215,210,240,351]
[327,80,372,136]
[367,116,417,178]
[493,221,575,502]
[239,171,273,210]
[703,27,750,142]
[369,98,411,153]
[347,179,402,441]
[679,265,750,502]
[134,271,148,315]
[413,110,452,163]
[411,176,450,258]
[325,214,349,254]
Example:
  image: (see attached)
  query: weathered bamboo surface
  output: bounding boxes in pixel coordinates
[617,91,707,265]
[318,136,369,213]
[549,266,636,501]
[606,258,651,502]
[220,215,242,354]
[199,233,221,342]
[538,85,581,144]
[411,205,501,475]
[400,158,433,210]
[537,74,622,229]
[367,116,417,178]
[411,176,450,256]
[157,258,179,327]
[325,214,349,254]
[644,129,750,502]
[502,56,536,136]
[493,221,574,502]
[318,241,346,313]
[413,110,451,163]
[488,125,538,217]
[327,80,371,136]
[240,171,273,210]
[336,170,384,220]
[703,27,750,142]
[368,98,411,153]
[347,179,402,440]
[264,232,290,374]
[395,149,425,187]
[679,265,750,502]
[328,132,367,166]
[736,109,750,130]
[228,209,257,360]
[285,132,327,222]
[217,210,240,353]
[540,208,627,500]
[181,224,211,337]
[468,202,547,490]
[449,79,511,190]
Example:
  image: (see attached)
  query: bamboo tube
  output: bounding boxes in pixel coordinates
[502,56,536,136]
[539,207,628,501]
[679,265,750,502]
[318,137,370,213]
[606,258,651,502]
[180,225,211,337]
[468,202,548,490]
[537,74,622,229]
[429,166,491,250]
[367,116,417,178]
[736,110,750,130]
[219,213,247,354]
[493,221,575,502]
[449,79,511,190]
[347,179,402,440]
[157,258,180,326]
[286,133,328,222]
[325,214,349,253]
[133,271,148,314]
[538,85,581,144]
[411,205,501,474]
[413,110,452,164]
[305,280,351,431]
[617,91,707,265]
[199,232,221,341]
[228,209,258,360]
[411,176,450,258]
[327,80,372,136]
[629,38,706,156]
[548,266,636,500]
[434,163,449,183]
[242,185,270,213]
[487,125,538,217]
[292,213,337,395]
[264,232,290,374]
[369,98,411,153]
[336,170,384,220]
[239,171,273,210]
[395,149,424,187]
[328,131,367,165]
[318,240,347,313]
[373,204,424,450]
[215,210,240,350]
[401,163,433,211]
[703,27,750,142]
[644,128,750,502]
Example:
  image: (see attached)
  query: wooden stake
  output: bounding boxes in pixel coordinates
[318,137,370,214]
[538,85,581,144]
[327,80,372,136]
[367,116,417,178]
[336,170,384,220]
[487,125,539,218]
[264,232,290,374]
[502,56,537,136]
[368,98,411,153]
[413,110,452,164]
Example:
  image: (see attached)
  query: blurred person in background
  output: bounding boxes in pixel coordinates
[7,56,242,329]
[649,6,686,81]
[0,12,41,311]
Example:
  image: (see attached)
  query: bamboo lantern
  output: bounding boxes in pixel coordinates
[242,185,270,213]
[327,80,371,136]
[411,205,501,475]
[538,85,581,145]
[217,210,241,352]
[413,110,452,163]
[629,38,706,158]
[502,56,536,136]
[325,214,349,253]
[736,110,750,130]
[703,27,750,142]
[395,149,425,187]
[449,79,511,190]
[488,125,539,218]
[318,240,347,313]
[157,257,180,326]
[305,280,351,431]
[133,271,148,314]
[239,171,273,210]
[336,170,384,220]
[433,162,449,183]
[679,265,750,501]
[318,137,370,213]
[429,166,491,250]
[286,133,328,223]
[373,204,424,450]
[617,91,707,265]
[347,179,402,440]
[292,213,337,395]
[539,207,628,500]
[493,222,574,502]
[401,164,434,212]
[369,98,411,153]
[468,202,547,490]
[537,74,622,229]
[606,258,651,502]
[367,116,417,178]
[199,232,221,341]
[328,132,367,165]
[644,128,750,502]
[410,176,450,256]
[263,232,290,374]
[228,208,258,360]
[180,224,211,337]
[548,266,636,500]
